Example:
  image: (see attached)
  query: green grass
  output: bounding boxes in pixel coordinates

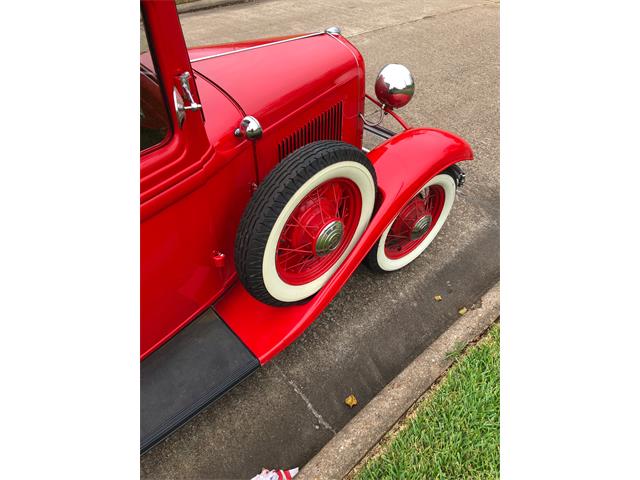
[355,324,500,480]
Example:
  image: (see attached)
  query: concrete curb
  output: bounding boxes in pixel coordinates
[297,282,500,480]
[176,0,255,15]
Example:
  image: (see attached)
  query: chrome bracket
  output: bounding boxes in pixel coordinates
[178,72,202,112]
[359,107,385,127]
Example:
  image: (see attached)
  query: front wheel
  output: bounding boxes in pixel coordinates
[365,172,457,272]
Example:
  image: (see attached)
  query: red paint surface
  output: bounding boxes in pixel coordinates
[140,2,365,358]
[140,2,473,363]
[191,34,364,180]
[139,76,254,359]
[141,1,254,358]
[216,128,473,364]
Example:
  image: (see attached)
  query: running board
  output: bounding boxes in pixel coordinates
[140,308,259,453]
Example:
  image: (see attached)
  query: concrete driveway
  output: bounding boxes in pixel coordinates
[141,0,499,477]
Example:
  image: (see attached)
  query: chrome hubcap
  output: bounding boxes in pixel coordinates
[410,215,432,240]
[315,220,344,256]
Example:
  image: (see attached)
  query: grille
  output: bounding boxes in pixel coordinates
[277,102,343,161]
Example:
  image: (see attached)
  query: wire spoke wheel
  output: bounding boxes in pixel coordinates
[383,185,446,259]
[276,178,361,285]
[366,172,458,273]
[235,141,377,305]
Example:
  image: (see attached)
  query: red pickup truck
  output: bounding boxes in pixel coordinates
[140,0,472,452]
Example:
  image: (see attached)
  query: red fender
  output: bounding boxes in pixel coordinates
[216,128,473,364]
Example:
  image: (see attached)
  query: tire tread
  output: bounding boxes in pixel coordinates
[235,141,377,305]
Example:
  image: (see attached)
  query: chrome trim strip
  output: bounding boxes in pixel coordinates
[191,32,326,63]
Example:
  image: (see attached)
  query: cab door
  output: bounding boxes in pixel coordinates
[140,1,255,358]
[140,0,210,201]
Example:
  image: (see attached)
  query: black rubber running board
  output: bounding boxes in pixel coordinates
[140,308,259,453]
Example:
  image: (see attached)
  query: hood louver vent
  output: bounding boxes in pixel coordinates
[278,102,343,161]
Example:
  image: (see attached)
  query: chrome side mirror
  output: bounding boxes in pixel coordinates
[173,87,186,127]
[374,64,415,109]
[173,72,202,128]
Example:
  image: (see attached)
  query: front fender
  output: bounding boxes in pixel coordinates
[216,128,473,364]
[369,127,473,236]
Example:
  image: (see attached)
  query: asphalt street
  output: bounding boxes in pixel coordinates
[141,0,499,477]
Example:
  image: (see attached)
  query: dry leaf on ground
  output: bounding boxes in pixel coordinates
[345,394,358,408]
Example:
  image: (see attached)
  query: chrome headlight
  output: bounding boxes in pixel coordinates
[374,64,415,109]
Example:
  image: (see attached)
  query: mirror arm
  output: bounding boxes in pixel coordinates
[178,72,202,111]
[363,94,411,130]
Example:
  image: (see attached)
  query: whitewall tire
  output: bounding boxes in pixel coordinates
[367,173,456,272]
[235,141,377,305]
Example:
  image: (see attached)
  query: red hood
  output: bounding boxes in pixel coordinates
[188,34,303,59]
[188,33,363,130]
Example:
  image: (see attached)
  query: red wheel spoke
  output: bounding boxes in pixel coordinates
[332,183,341,216]
[291,255,315,273]
[338,194,349,219]
[276,177,362,285]
[278,253,303,268]
[398,215,414,231]
[285,215,317,238]
[413,201,422,219]
[277,243,313,255]
[314,188,325,223]
[425,191,437,213]
[384,185,446,260]
[387,233,408,240]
